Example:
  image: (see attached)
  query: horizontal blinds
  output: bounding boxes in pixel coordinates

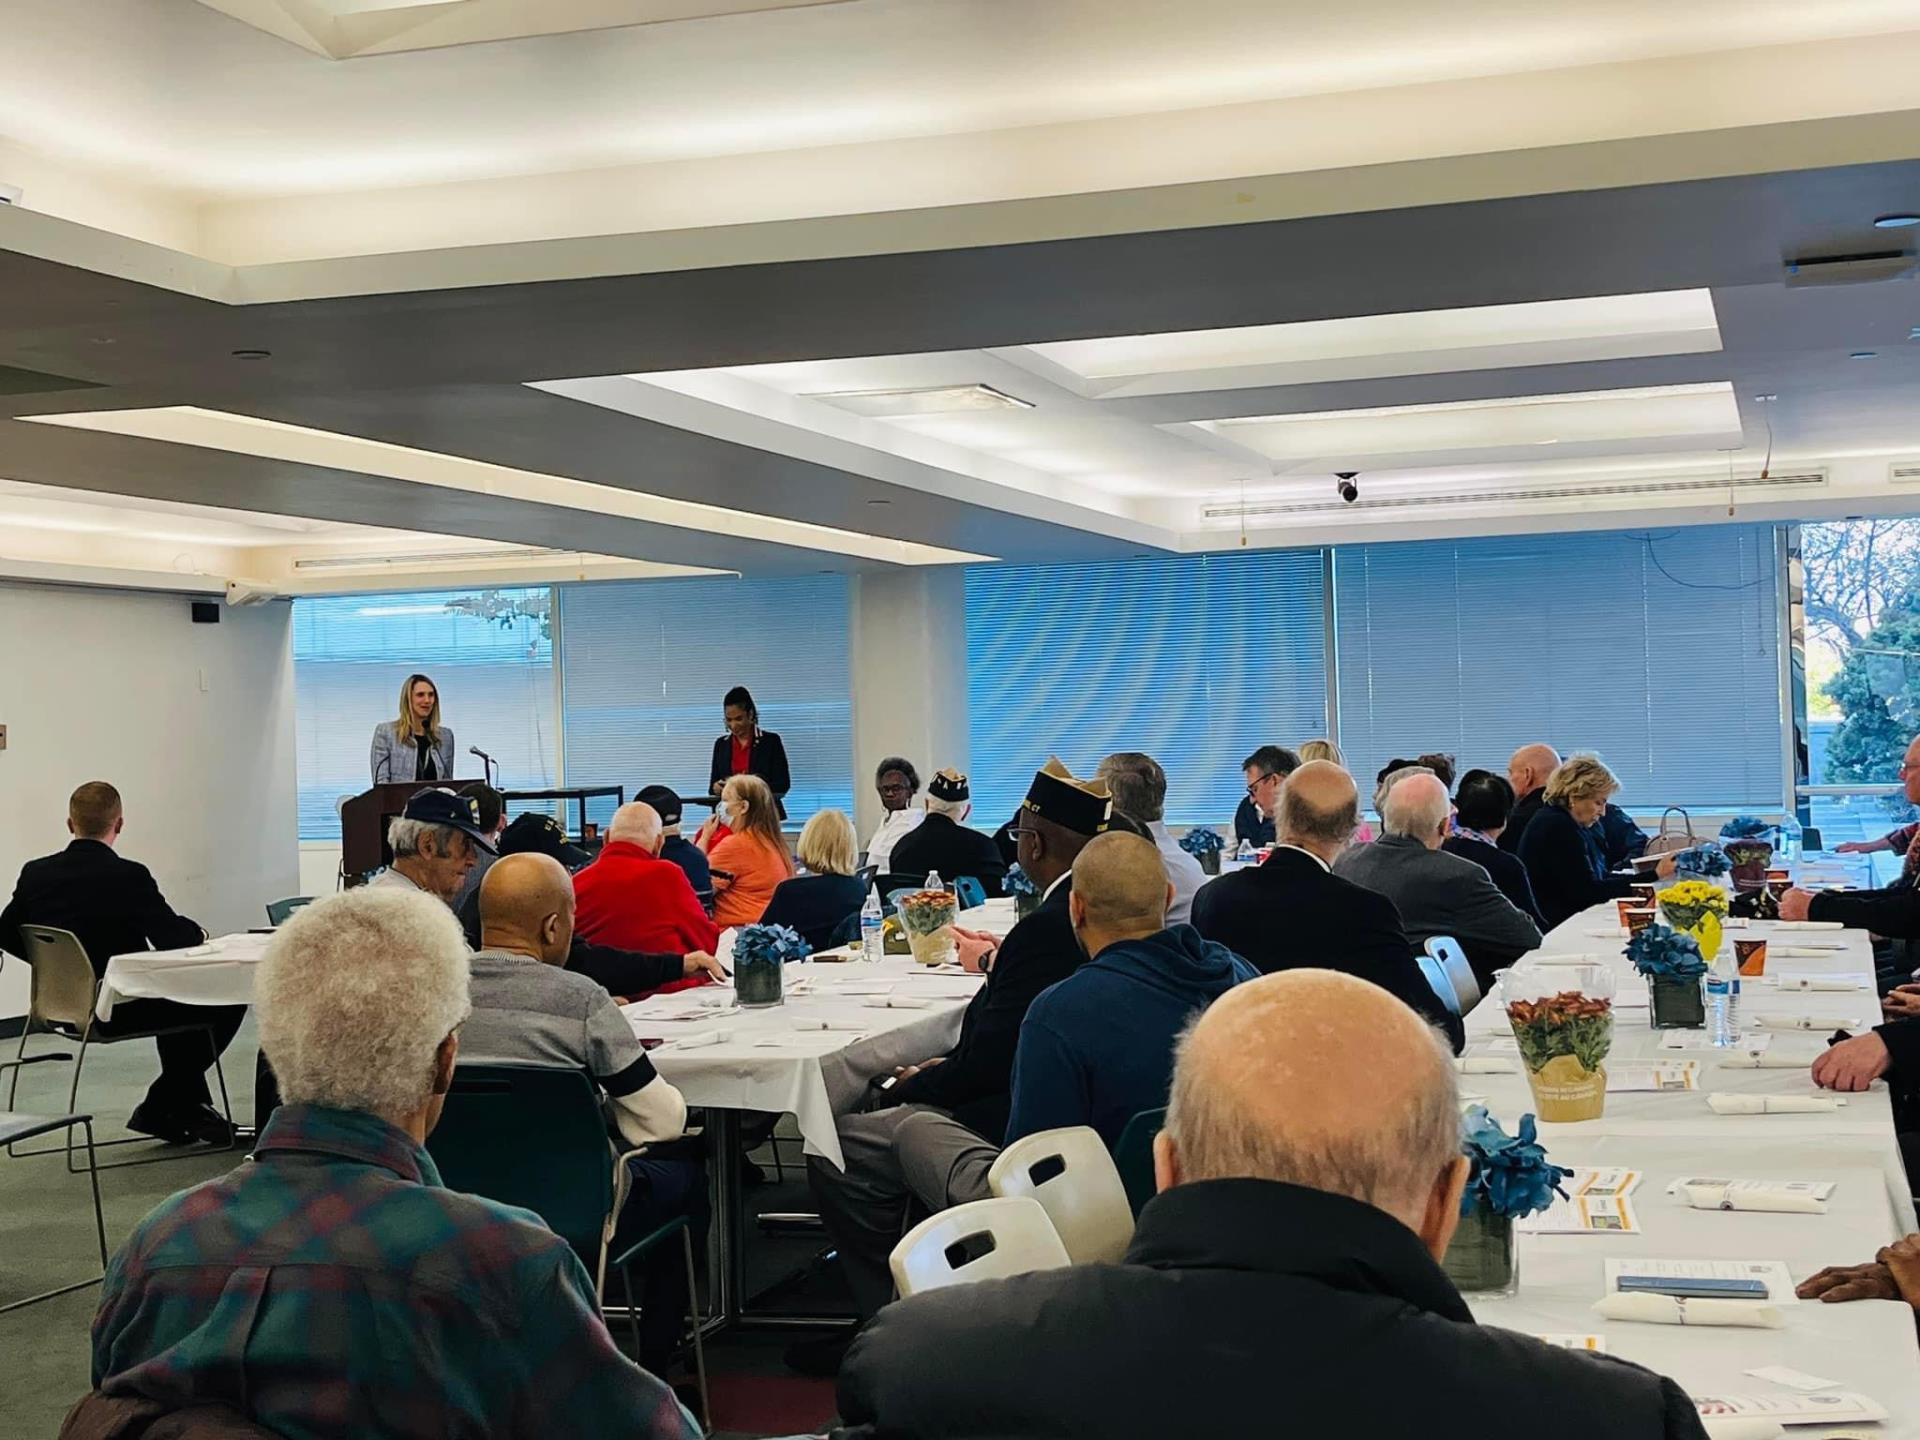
[1334,525,1782,809]
[965,549,1328,828]
[291,589,556,839]
[559,574,853,823]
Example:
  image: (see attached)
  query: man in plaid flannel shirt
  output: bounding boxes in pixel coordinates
[88,886,699,1440]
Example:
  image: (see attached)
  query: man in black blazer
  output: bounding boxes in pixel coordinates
[1497,742,1560,854]
[885,769,1008,897]
[0,782,242,1144]
[801,758,1110,1347]
[1192,761,1462,1050]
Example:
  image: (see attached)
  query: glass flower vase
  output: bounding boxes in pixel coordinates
[1443,1204,1519,1295]
[1648,974,1705,1029]
[1014,890,1043,921]
[734,953,784,1008]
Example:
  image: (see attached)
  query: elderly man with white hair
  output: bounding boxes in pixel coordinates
[371,786,497,903]
[834,969,1707,1439]
[574,800,721,957]
[887,769,1009,895]
[1336,768,1541,992]
[86,888,699,1440]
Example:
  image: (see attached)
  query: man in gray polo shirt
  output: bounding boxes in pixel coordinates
[460,853,704,1377]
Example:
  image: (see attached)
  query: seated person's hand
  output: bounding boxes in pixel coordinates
[1777,887,1816,922]
[892,1056,946,1083]
[1883,984,1920,1020]
[682,951,727,983]
[951,929,998,974]
[1797,1260,1899,1302]
[1835,840,1876,854]
[1811,1031,1890,1092]
[1880,1234,1920,1309]
[1653,854,1677,879]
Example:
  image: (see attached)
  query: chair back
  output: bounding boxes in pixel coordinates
[1415,952,1463,1017]
[17,927,99,1033]
[1112,1107,1165,1219]
[952,875,988,910]
[890,1196,1068,1298]
[1424,935,1481,1010]
[988,1126,1134,1264]
[265,897,315,927]
[425,1063,614,1275]
[856,863,879,896]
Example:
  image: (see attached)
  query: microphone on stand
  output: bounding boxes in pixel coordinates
[469,745,498,787]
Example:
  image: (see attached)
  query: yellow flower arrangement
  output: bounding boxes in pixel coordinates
[1656,879,1729,962]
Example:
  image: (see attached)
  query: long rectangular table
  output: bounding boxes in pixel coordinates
[1464,896,1919,1437]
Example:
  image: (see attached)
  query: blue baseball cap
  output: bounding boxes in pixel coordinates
[401,788,498,853]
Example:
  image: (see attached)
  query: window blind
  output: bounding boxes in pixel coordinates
[292,588,556,839]
[964,550,1329,829]
[1333,525,1783,810]
[559,574,854,823]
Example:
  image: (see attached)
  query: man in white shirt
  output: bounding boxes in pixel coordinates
[864,756,925,874]
[459,852,702,1377]
[1097,752,1205,925]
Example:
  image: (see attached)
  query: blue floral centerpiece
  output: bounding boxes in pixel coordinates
[1179,827,1226,876]
[1625,923,1708,1029]
[1670,842,1731,883]
[733,923,810,1008]
[1445,1106,1570,1294]
[1719,816,1777,842]
[1004,863,1044,919]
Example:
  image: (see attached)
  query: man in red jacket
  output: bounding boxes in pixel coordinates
[574,803,720,958]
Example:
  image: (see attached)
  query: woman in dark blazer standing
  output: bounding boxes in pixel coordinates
[709,685,791,818]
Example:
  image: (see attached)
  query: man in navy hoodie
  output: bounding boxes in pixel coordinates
[887,829,1256,1214]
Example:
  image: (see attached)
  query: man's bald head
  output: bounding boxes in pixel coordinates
[1382,772,1452,848]
[607,802,663,852]
[1160,970,1463,1241]
[478,852,576,965]
[1067,832,1172,951]
[1507,744,1561,799]
[1277,760,1360,858]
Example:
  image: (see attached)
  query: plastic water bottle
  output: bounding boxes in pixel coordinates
[1706,954,1736,1047]
[1778,812,1804,862]
[860,890,885,964]
[925,869,947,894]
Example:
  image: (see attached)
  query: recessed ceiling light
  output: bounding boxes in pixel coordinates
[806,384,1033,418]
[866,497,891,505]
[1851,350,1878,360]
[1873,214,1920,229]
[231,349,272,360]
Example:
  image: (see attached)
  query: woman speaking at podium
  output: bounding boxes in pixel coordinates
[370,672,457,783]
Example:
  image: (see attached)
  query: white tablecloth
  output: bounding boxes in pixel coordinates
[101,932,270,1022]
[629,957,982,1169]
[1465,893,1919,1435]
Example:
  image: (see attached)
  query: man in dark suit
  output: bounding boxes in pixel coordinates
[1498,742,1560,854]
[1444,769,1545,926]
[1192,761,1461,1050]
[798,759,1110,1360]
[0,781,241,1144]
[1231,744,1297,850]
[886,770,1008,896]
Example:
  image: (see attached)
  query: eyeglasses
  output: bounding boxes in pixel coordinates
[1246,773,1277,796]
[877,783,912,796]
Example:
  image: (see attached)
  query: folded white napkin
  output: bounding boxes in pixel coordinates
[863,995,931,1009]
[1716,1051,1808,1070]
[1457,1057,1518,1074]
[1769,920,1845,931]
[665,1030,730,1050]
[1753,1015,1863,1031]
[1679,1182,1826,1214]
[1699,1421,1785,1440]
[1591,1293,1784,1328]
[1770,976,1862,992]
[1707,1093,1843,1114]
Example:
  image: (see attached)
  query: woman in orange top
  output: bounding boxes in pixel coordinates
[696,773,793,927]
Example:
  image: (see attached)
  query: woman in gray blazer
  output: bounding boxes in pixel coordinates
[370,672,457,783]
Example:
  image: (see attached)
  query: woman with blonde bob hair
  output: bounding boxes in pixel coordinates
[1296,739,1374,843]
[759,809,868,950]
[1517,751,1668,928]
[696,773,794,926]
[370,672,456,783]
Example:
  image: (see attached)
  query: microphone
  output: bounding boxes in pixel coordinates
[470,746,497,786]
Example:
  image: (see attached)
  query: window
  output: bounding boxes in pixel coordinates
[1334,525,1782,810]
[292,589,556,839]
[559,574,854,824]
[964,550,1329,828]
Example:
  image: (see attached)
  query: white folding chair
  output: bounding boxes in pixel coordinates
[1416,952,1463,1018]
[1424,935,1481,1011]
[889,1196,1068,1299]
[987,1125,1134,1264]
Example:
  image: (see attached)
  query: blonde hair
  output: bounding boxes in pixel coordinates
[257,888,471,1125]
[394,672,442,744]
[1297,738,1344,767]
[797,809,857,877]
[1544,752,1619,808]
[722,774,793,875]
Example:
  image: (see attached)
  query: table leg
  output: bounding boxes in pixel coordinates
[709,1108,746,1328]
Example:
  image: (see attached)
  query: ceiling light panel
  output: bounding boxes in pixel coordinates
[1192,382,1741,465]
[21,408,991,567]
[1014,290,1721,398]
[808,384,1033,417]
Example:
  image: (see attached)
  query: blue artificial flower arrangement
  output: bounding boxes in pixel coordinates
[1719,815,1776,841]
[1178,827,1225,858]
[733,923,812,966]
[1460,1106,1570,1219]
[1625,921,1707,979]
[1671,842,1730,878]
[1003,863,1041,898]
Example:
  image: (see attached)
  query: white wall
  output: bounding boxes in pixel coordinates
[0,584,300,1019]
[848,570,970,838]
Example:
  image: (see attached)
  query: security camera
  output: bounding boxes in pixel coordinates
[1335,472,1360,504]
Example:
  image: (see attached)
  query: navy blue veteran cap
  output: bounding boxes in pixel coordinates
[498,811,592,870]
[401,787,498,853]
[1020,757,1111,837]
[927,769,970,804]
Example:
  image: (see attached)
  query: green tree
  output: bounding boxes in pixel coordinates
[1824,610,1920,783]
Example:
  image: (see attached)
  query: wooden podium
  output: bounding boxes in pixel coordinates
[340,781,443,881]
